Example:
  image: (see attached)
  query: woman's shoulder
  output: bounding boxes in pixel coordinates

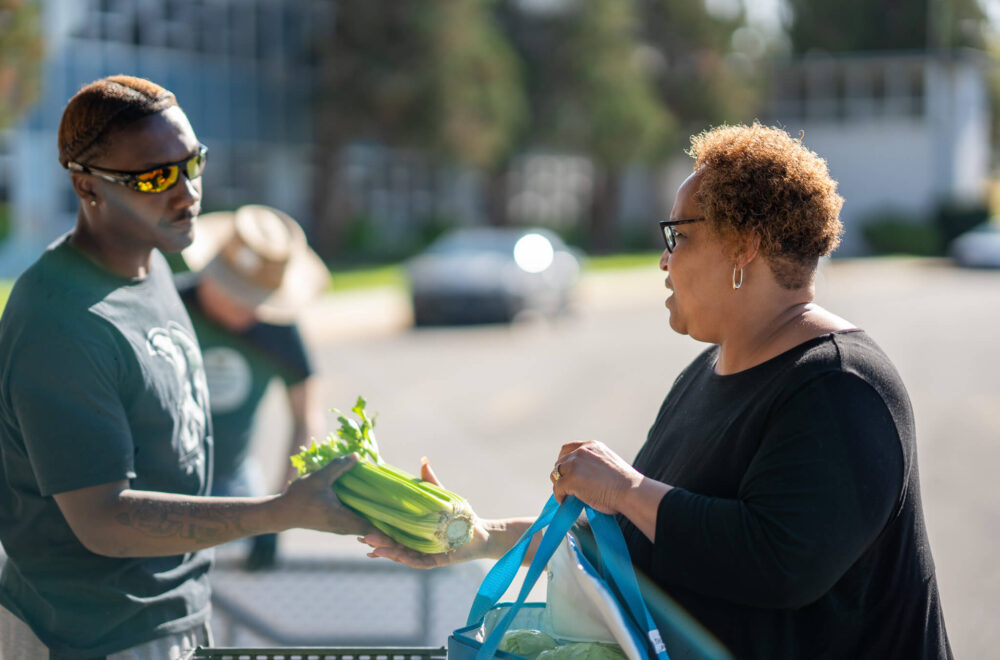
[777,329,911,418]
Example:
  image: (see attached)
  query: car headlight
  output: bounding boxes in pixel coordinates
[513,233,554,273]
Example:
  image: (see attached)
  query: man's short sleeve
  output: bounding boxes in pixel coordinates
[8,321,135,496]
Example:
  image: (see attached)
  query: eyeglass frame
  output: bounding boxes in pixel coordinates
[65,144,208,194]
[658,217,705,253]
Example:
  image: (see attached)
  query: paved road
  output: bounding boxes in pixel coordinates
[249,258,1000,656]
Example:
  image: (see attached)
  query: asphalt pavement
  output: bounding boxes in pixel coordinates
[241,257,999,656]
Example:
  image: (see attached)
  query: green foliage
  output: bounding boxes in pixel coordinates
[786,0,987,53]
[427,0,529,169]
[0,202,10,243]
[861,212,943,256]
[340,215,386,258]
[291,395,382,473]
[327,264,406,292]
[638,0,763,150]
[318,0,526,171]
[584,251,662,271]
[0,279,11,317]
[314,1,764,251]
[934,201,989,249]
[533,0,674,167]
[0,0,44,132]
[340,213,457,263]
[987,36,1000,162]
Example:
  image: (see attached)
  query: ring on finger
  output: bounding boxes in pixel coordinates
[550,465,562,482]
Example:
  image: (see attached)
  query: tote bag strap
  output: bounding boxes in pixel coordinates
[467,494,562,625]
[586,509,670,660]
[475,496,585,660]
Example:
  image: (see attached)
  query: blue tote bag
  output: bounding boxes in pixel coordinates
[448,495,671,660]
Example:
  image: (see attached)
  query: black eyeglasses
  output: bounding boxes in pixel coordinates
[658,218,705,253]
[66,144,208,194]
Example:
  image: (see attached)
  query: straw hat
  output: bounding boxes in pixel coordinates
[181,205,329,324]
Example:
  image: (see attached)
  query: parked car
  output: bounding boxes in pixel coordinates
[949,221,1000,268]
[406,227,582,326]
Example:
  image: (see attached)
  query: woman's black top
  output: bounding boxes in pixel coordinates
[622,330,952,659]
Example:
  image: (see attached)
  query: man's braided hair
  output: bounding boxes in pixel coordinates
[58,75,177,168]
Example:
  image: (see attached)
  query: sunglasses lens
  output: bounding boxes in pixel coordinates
[134,166,179,193]
[185,150,206,180]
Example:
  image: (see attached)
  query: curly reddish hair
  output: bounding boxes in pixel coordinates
[687,122,844,289]
[58,75,177,168]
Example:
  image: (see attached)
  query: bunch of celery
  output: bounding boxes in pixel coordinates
[291,396,475,553]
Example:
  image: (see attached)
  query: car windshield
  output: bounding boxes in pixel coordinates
[427,230,527,255]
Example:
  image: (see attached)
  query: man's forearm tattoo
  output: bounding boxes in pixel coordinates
[115,500,249,542]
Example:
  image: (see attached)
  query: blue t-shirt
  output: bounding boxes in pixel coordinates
[0,236,214,657]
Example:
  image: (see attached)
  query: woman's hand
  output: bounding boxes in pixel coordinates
[552,441,672,542]
[550,441,644,515]
[361,520,492,569]
[359,457,493,569]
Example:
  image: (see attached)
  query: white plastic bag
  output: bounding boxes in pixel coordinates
[543,532,646,660]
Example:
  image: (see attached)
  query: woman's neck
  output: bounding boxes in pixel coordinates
[714,299,855,376]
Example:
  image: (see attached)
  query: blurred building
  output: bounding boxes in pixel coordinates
[766,50,991,255]
[0,0,329,276]
[3,6,993,270]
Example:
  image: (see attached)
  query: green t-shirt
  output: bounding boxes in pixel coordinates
[179,283,313,485]
[0,236,214,657]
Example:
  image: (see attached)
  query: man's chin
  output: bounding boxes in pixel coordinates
[160,228,195,253]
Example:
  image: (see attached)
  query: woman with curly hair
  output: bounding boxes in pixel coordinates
[366,123,952,659]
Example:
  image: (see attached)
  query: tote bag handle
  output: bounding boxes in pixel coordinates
[475,495,585,660]
[470,495,669,660]
[467,494,563,625]
[587,509,669,659]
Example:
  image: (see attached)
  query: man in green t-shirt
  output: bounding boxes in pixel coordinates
[177,204,330,570]
[0,76,369,659]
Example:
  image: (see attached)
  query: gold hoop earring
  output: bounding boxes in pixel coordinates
[732,266,743,290]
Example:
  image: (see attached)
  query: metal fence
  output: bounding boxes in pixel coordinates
[208,551,486,647]
[0,546,487,648]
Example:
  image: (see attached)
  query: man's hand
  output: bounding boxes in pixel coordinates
[280,453,373,536]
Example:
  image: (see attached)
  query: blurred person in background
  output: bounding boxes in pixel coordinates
[365,123,952,659]
[0,75,368,659]
[175,204,329,570]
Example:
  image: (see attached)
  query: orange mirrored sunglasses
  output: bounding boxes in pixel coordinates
[66,144,208,194]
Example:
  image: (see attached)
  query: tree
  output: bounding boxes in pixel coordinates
[495,0,757,251]
[0,0,44,132]
[506,0,673,252]
[638,0,764,148]
[786,0,988,54]
[559,0,675,251]
[311,0,526,256]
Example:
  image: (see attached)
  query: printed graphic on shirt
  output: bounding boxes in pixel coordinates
[146,321,210,461]
[201,346,252,413]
